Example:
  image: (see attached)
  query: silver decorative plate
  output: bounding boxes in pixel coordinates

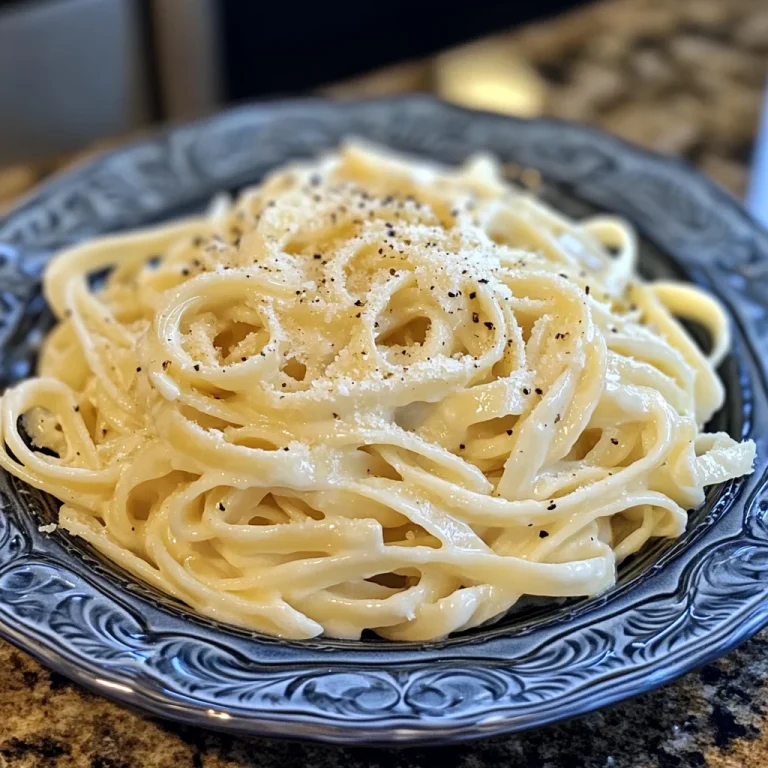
[0,97,766,745]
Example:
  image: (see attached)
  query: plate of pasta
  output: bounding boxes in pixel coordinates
[0,96,766,744]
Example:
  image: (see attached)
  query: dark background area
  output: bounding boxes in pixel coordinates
[220,0,587,100]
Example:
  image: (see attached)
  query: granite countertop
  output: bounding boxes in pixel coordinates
[2,0,768,766]
[3,634,768,768]
[509,0,768,198]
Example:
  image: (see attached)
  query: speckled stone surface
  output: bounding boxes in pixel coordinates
[2,0,768,765]
[510,0,768,197]
[2,634,768,768]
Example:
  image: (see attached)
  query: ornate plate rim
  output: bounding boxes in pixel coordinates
[0,95,767,745]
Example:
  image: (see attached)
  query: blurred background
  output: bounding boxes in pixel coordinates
[0,0,767,221]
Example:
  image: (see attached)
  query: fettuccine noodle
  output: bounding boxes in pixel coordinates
[0,143,755,640]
